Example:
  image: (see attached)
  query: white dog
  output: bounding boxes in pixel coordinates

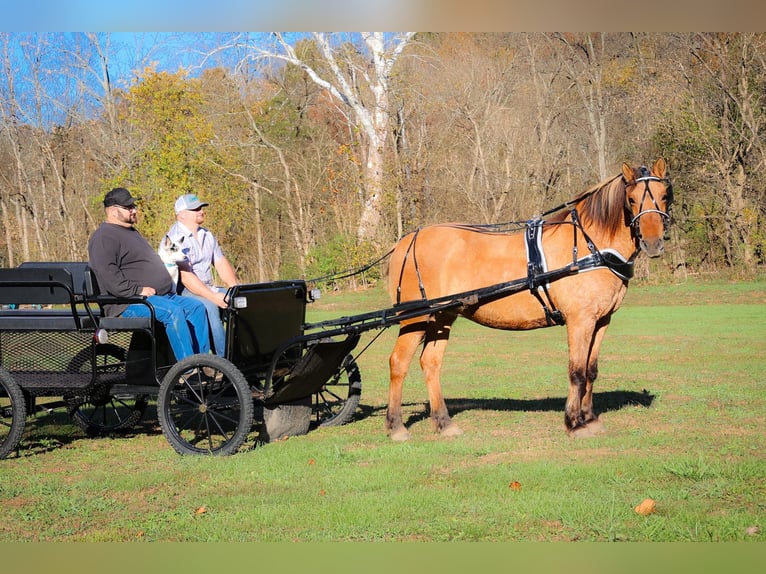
[157,235,187,290]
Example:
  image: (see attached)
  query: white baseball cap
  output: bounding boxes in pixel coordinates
[174,194,209,213]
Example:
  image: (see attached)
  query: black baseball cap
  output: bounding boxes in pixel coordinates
[103,187,138,208]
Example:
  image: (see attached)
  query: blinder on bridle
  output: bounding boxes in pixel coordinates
[625,166,673,241]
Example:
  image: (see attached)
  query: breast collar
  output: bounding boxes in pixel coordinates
[524,216,635,325]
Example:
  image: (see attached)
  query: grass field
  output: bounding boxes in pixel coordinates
[0,277,764,546]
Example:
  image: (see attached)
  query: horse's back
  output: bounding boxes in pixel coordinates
[388,224,528,303]
[387,223,628,330]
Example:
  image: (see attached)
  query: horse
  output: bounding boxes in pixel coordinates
[385,158,672,441]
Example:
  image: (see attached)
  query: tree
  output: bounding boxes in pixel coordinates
[657,33,766,269]
[236,32,416,242]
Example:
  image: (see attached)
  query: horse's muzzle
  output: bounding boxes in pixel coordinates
[640,237,664,257]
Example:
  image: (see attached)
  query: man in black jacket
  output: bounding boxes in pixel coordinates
[88,187,210,360]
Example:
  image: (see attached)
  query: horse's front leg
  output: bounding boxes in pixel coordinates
[565,317,607,437]
[387,326,424,441]
[564,317,596,432]
[420,320,462,437]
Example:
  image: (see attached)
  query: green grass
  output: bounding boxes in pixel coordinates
[0,279,764,542]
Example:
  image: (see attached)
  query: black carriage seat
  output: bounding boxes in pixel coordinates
[4,262,154,332]
[0,263,171,389]
[80,265,175,373]
[81,268,153,331]
[0,265,94,330]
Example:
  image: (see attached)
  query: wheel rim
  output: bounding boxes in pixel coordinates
[159,356,253,455]
[66,344,146,435]
[68,393,148,436]
[0,371,26,459]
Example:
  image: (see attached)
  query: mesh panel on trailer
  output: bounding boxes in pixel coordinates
[0,330,128,392]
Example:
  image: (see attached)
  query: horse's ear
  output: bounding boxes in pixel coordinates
[621,162,635,183]
[651,158,667,178]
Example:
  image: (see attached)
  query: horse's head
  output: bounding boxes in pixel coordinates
[621,158,672,257]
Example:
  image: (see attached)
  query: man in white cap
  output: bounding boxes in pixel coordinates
[165,193,238,356]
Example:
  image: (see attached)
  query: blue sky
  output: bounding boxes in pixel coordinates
[5,1,429,32]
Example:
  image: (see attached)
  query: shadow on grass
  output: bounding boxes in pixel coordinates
[10,390,654,458]
[10,404,164,459]
[352,388,655,427]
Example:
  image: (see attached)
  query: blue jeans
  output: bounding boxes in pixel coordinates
[181,287,227,356]
[121,294,210,360]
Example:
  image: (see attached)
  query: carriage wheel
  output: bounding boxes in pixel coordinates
[157,354,253,456]
[0,368,26,459]
[312,354,362,428]
[65,343,148,436]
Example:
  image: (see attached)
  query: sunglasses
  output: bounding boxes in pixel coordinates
[187,206,205,212]
[116,205,138,211]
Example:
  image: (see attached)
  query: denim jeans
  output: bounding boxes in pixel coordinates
[121,293,210,360]
[180,287,227,356]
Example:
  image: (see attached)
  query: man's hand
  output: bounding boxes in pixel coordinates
[140,286,156,296]
[211,290,228,309]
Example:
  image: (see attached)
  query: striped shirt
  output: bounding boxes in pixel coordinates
[166,222,224,288]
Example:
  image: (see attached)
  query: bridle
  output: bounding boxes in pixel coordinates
[626,167,673,241]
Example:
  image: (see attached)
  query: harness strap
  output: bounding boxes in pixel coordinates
[395,229,427,305]
[524,219,565,326]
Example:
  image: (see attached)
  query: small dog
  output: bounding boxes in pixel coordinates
[157,235,187,290]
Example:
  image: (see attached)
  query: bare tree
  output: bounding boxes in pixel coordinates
[233,32,415,242]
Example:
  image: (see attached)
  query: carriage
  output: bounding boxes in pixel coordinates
[0,262,367,457]
[1,159,672,457]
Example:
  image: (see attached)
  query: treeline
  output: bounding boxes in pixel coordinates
[0,32,764,285]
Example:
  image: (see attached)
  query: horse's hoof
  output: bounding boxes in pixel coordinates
[389,428,412,442]
[441,423,464,438]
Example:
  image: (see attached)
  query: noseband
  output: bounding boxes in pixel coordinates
[627,168,672,240]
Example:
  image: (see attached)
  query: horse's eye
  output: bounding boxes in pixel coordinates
[628,198,636,205]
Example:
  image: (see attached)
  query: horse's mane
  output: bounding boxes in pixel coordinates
[547,174,626,239]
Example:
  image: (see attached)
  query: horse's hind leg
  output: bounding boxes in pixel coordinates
[580,317,611,428]
[420,318,462,437]
[387,324,425,441]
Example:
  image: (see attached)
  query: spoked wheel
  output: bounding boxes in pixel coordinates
[66,343,148,436]
[0,367,26,459]
[312,354,362,428]
[158,354,253,456]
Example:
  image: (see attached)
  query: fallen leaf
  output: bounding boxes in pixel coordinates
[319,489,326,496]
[309,459,316,465]
[195,505,207,515]
[745,526,759,536]
[509,481,522,491]
[634,498,656,516]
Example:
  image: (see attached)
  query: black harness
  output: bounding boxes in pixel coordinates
[524,210,635,326]
[394,168,671,323]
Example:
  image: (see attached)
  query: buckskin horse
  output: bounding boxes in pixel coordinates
[386,158,672,440]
